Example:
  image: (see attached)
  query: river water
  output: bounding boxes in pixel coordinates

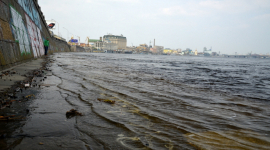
[51,53,270,149]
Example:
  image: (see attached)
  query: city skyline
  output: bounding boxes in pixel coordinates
[39,0,270,55]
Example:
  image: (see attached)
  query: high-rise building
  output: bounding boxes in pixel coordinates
[103,34,127,50]
[203,47,211,56]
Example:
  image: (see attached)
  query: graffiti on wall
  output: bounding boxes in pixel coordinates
[17,0,41,29]
[25,14,44,57]
[1,1,71,67]
[10,6,31,55]
[36,27,44,56]
[32,5,41,30]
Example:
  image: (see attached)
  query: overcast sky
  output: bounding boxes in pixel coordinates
[39,0,270,55]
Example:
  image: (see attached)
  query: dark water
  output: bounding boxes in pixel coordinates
[51,53,270,149]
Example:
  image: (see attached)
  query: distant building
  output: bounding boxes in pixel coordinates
[163,48,178,55]
[203,47,211,56]
[87,38,103,50]
[176,49,182,53]
[212,52,217,56]
[155,46,164,54]
[80,43,86,47]
[126,46,136,51]
[197,52,204,56]
[195,49,198,55]
[136,44,150,52]
[103,34,127,50]
[150,46,164,54]
[163,48,172,54]
[182,48,192,55]
[139,44,148,47]
[150,48,156,53]
[95,37,103,50]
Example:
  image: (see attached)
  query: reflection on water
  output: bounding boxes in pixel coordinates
[53,53,270,149]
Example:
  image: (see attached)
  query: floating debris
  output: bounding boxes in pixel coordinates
[66,109,83,118]
[97,98,115,104]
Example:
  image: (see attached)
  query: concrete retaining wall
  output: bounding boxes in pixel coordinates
[0,0,71,70]
[71,45,86,52]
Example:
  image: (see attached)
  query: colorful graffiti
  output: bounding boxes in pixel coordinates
[17,0,42,29]
[36,27,45,56]
[10,6,31,55]
[1,1,71,68]
[25,14,44,57]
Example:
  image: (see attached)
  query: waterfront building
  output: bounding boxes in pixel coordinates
[103,34,127,50]
[203,47,212,56]
[197,52,204,56]
[150,48,156,53]
[87,38,103,50]
[163,48,172,54]
[155,46,164,54]
[163,48,178,55]
[80,43,86,47]
[212,52,217,56]
[136,44,150,53]
[195,49,198,55]
[176,49,182,53]
[182,48,192,55]
[95,38,103,50]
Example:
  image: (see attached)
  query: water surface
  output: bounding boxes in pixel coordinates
[51,53,270,149]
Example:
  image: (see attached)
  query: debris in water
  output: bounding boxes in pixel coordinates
[66,109,83,118]
[97,98,115,104]
[39,142,44,145]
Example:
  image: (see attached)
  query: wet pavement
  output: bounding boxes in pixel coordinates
[0,59,44,91]
[13,75,88,150]
[1,55,125,149]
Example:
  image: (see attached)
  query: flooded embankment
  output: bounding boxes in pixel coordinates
[1,53,270,150]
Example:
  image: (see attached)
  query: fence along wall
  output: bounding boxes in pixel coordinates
[0,0,71,69]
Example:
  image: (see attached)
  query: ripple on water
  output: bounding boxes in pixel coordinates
[52,53,270,149]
